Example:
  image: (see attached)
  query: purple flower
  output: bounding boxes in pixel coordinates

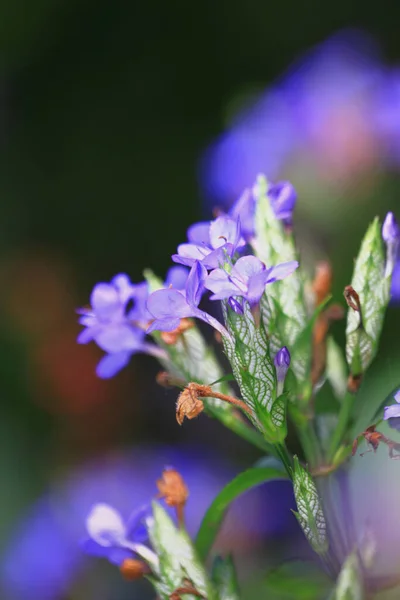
[230,188,257,240]
[204,255,298,306]
[82,503,158,568]
[172,216,243,269]
[164,265,189,290]
[147,261,229,338]
[77,275,165,378]
[382,212,400,279]
[268,181,297,224]
[383,391,400,429]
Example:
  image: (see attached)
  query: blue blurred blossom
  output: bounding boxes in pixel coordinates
[383,390,400,428]
[200,30,400,205]
[1,445,294,600]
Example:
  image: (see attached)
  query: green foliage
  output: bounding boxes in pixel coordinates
[292,457,328,555]
[345,218,391,376]
[252,175,310,387]
[222,300,287,442]
[148,502,216,600]
[211,556,241,600]
[195,466,288,561]
[262,561,332,599]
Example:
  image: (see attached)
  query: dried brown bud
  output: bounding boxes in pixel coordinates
[344,285,361,312]
[347,373,363,394]
[312,261,333,306]
[120,559,149,581]
[160,318,194,345]
[176,383,208,424]
[157,467,189,507]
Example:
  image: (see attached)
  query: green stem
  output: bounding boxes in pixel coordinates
[327,390,356,462]
[275,442,293,479]
[210,407,274,454]
[297,420,322,469]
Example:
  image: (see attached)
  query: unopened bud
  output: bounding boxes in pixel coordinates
[228,296,244,314]
[274,346,291,396]
[176,384,207,425]
[382,212,400,277]
[268,181,297,224]
[120,559,149,581]
[156,467,189,507]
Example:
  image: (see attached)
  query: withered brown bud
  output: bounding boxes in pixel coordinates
[176,383,209,425]
[344,285,361,312]
[312,261,332,306]
[120,559,149,581]
[347,373,363,394]
[157,467,189,507]
[160,318,194,345]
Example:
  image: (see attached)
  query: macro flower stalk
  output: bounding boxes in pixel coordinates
[76,173,400,599]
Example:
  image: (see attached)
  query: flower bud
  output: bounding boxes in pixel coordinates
[156,467,189,508]
[268,181,297,224]
[176,385,205,425]
[274,346,291,396]
[228,296,244,314]
[382,212,400,277]
[120,559,149,581]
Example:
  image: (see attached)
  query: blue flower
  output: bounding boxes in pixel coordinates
[147,261,229,338]
[204,255,298,306]
[81,503,158,568]
[172,216,243,269]
[77,275,166,378]
[230,188,257,240]
[382,212,400,282]
[383,390,400,430]
[268,181,297,224]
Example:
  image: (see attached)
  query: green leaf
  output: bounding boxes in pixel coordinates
[148,502,216,599]
[263,561,332,600]
[211,555,241,600]
[292,457,328,555]
[326,336,348,401]
[222,300,287,442]
[252,174,309,384]
[334,552,365,599]
[345,218,391,376]
[195,466,288,560]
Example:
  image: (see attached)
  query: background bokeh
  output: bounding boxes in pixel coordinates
[0,2,400,599]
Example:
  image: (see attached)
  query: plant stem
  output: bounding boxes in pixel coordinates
[297,420,322,469]
[327,390,356,462]
[275,442,293,478]
[212,407,274,454]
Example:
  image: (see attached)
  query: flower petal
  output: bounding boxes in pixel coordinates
[395,390,400,403]
[231,255,264,281]
[265,260,299,283]
[204,268,236,300]
[209,216,241,249]
[86,504,127,547]
[126,504,151,543]
[147,289,192,319]
[187,222,211,245]
[77,326,98,344]
[186,261,207,307]
[96,351,132,379]
[95,324,144,354]
[384,404,400,420]
[147,317,181,333]
[172,243,211,266]
[90,283,121,321]
[165,266,189,290]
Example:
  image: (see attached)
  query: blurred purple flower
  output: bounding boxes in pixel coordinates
[204,255,298,306]
[147,261,229,337]
[268,181,297,224]
[172,216,243,269]
[82,502,158,568]
[1,445,295,600]
[200,29,399,206]
[383,390,400,428]
[230,188,256,240]
[77,275,166,378]
[382,212,400,283]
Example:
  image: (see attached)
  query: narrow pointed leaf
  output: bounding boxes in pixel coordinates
[211,555,240,600]
[195,466,288,560]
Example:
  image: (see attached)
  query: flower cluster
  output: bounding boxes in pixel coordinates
[77,184,299,377]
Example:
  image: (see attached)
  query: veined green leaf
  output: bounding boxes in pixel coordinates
[211,555,241,600]
[195,466,288,560]
[345,218,391,376]
[292,457,328,555]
